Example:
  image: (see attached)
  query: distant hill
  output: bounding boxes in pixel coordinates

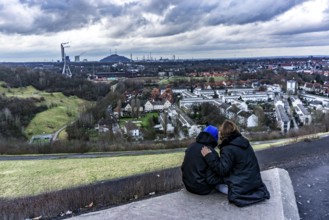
[100,54,131,63]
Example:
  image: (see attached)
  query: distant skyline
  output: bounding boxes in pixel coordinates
[0,0,329,62]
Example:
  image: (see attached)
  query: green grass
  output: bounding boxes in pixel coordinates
[119,113,158,128]
[0,83,91,138]
[212,76,226,82]
[141,112,158,127]
[58,130,68,140]
[0,152,184,198]
[158,76,188,85]
[25,96,87,138]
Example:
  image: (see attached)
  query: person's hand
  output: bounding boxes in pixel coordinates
[201,146,211,157]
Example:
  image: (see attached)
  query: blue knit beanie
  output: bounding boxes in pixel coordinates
[204,125,218,142]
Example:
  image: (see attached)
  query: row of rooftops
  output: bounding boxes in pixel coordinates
[296,104,310,115]
[276,105,290,122]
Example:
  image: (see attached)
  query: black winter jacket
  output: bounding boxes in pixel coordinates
[204,133,270,207]
[181,131,221,195]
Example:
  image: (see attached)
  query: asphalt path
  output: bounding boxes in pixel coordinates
[1,135,328,161]
[256,136,329,220]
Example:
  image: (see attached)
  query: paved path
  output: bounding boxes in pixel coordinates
[71,168,299,220]
[256,136,329,220]
[1,133,328,161]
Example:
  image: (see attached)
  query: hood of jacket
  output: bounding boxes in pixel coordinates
[219,132,250,149]
[196,131,218,148]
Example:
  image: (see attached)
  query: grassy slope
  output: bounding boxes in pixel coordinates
[0,83,90,138]
[0,152,184,198]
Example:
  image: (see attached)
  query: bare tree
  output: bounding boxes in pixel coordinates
[254,106,265,128]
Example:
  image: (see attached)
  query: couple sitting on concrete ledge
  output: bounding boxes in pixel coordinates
[181,120,270,207]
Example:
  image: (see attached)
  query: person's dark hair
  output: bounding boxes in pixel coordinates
[219,120,240,141]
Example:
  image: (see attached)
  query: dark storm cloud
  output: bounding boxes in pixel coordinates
[0,0,129,34]
[33,1,100,33]
[0,0,312,38]
[144,0,180,14]
[142,0,308,37]
[162,0,307,26]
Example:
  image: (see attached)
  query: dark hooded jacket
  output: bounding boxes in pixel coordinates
[181,131,222,195]
[204,132,270,207]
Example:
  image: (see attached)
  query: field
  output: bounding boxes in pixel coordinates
[0,152,184,198]
[0,83,91,139]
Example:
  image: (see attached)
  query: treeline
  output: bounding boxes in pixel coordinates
[0,96,48,139]
[66,88,125,141]
[0,66,111,101]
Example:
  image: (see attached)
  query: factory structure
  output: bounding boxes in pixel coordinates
[60,42,72,78]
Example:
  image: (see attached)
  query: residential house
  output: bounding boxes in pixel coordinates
[95,118,120,134]
[179,97,216,108]
[219,103,231,116]
[275,105,290,133]
[123,121,141,139]
[227,105,241,120]
[237,111,258,128]
[144,101,154,112]
[231,100,248,111]
[295,104,312,125]
[181,90,198,98]
[303,82,322,93]
[274,96,284,108]
[290,97,303,108]
[144,99,172,112]
[122,101,144,114]
[309,100,323,110]
[227,87,256,94]
[221,94,241,103]
[241,93,269,102]
[123,103,132,112]
[267,84,282,93]
[300,94,329,107]
[159,112,175,134]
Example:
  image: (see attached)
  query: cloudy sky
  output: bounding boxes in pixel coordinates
[0,0,329,62]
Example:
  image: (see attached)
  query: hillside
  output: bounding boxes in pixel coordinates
[100,54,131,63]
[0,83,91,139]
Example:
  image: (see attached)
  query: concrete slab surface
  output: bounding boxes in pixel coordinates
[71,168,299,220]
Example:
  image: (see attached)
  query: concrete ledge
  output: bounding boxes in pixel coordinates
[72,168,299,220]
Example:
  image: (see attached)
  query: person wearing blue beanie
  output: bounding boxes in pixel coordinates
[181,125,222,195]
[203,125,218,144]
